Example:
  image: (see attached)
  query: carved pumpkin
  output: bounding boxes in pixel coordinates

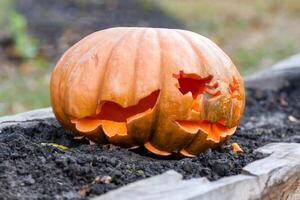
[50,27,245,156]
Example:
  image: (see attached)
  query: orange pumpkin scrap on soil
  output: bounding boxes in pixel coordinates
[50,27,245,156]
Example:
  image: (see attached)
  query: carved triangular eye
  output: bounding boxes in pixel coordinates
[173,70,213,99]
[173,70,222,112]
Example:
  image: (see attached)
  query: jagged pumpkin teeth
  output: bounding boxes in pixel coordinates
[180,149,196,157]
[176,120,236,143]
[175,121,201,134]
[101,120,127,137]
[144,142,171,156]
[208,122,236,142]
[71,119,102,133]
[50,27,245,156]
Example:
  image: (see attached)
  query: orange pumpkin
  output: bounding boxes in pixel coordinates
[50,27,245,156]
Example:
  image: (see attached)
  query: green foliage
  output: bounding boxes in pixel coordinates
[0,70,50,116]
[138,0,157,12]
[10,11,39,60]
[41,143,69,151]
[0,0,39,60]
[136,169,145,174]
[234,48,267,75]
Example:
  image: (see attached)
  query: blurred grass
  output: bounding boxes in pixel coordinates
[1,0,300,115]
[0,66,50,116]
[151,0,300,74]
[10,11,39,60]
[0,0,47,116]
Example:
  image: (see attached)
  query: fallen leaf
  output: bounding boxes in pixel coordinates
[41,143,69,151]
[231,143,243,153]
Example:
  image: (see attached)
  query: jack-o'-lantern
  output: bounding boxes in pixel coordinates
[50,27,245,156]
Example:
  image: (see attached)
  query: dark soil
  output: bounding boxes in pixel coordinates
[0,80,299,200]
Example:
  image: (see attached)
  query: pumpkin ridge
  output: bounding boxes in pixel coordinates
[146,28,163,147]
[131,28,147,104]
[126,28,162,145]
[170,30,201,73]
[174,30,204,75]
[175,30,209,77]
[198,35,234,81]
[64,31,126,117]
[179,30,233,83]
[59,30,117,119]
[96,29,134,108]
[150,30,199,152]
[65,47,97,98]
[55,45,86,124]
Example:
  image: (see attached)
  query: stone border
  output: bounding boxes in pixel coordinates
[245,54,300,91]
[0,108,54,130]
[93,143,300,200]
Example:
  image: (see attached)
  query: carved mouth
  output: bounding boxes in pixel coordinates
[175,120,237,143]
[71,90,160,137]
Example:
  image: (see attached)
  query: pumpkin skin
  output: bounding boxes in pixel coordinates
[50,27,245,156]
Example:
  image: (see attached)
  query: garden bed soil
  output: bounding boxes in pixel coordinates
[0,80,299,200]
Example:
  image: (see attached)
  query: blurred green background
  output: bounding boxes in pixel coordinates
[0,0,300,116]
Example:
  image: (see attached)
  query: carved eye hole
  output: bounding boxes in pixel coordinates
[173,70,220,112]
[173,70,213,99]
